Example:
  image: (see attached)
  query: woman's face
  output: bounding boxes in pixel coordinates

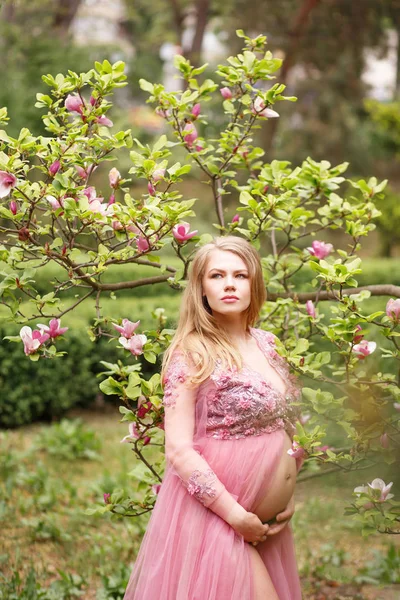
[201,249,251,317]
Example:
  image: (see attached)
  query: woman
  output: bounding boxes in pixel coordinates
[123,236,303,600]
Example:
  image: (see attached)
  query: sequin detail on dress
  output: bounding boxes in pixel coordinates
[186,469,218,505]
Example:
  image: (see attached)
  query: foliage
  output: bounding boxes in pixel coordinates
[0,30,400,537]
[355,543,400,585]
[0,328,98,427]
[0,566,86,599]
[33,418,102,461]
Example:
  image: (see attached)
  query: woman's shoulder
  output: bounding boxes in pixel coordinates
[250,326,278,345]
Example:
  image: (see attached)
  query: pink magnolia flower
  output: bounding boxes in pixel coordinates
[306,300,316,319]
[183,122,198,146]
[138,404,151,419]
[307,240,333,259]
[49,160,60,177]
[0,171,17,198]
[220,87,233,100]
[37,318,68,339]
[109,168,121,189]
[152,168,165,182]
[386,298,400,323]
[46,195,64,210]
[112,319,140,338]
[10,200,18,215]
[191,103,201,118]
[352,339,376,359]
[19,326,49,355]
[353,324,364,344]
[76,166,88,179]
[231,214,240,223]
[195,142,204,152]
[83,186,97,202]
[136,236,150,252]
[90,95,97,107]
[287,441,306,459]
[368,478,394,502]
[65,94,83,114]
[103,492,111,504]
[252,97,279,118]
[143,436,151,446]
[88,199,112,216]
[152,483,162,495]
[112,219,124,231]
[380,433,389,449]
[147,181,156,196]
[107,194,115,206]
[299,413,311,425]
[172,222,198,243]
[119,334,147,356]
[96,115,113,127]
[120,422,140,443]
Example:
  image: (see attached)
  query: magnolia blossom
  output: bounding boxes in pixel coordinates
[352,339,376,359]
[96,115,113,127]
[172,222,198,243]
[386,298,400,323]
[46,195,64,210]
[113,319,140,338]
[49,160,60,176]
[88,199,113,216]
[231,214,240,223]
[83,186,97,202]
[112,219,124,231]
[183,122,198,146]
[19,326,49,355]
[136,236,150,252]
[148,181,156,196]
[152,483,162,495]
[152,168,165,182]
[380,433,389,449]
[353,324,364,344]
[65,94,83,114]
[10,200,18,215]
[0,171,17,198]
[107,194,115,206]
[252,97,279,118]
[307,240,334,259]
[143,436,151,446]
[287,441,305,459]
[76,165,96,179]
[355,478,394,504]
[109,168,121,189]
[120,422,140,443]
[306,300,316,319]
[299,413,311,425]
[119,334,147,356]
[191,103,201,118]
[103,493,111,504]
[37,318,68,339]
[220,87,232,100]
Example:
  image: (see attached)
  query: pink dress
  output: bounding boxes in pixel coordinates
[123,327,303,600]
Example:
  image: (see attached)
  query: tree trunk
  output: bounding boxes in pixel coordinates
[53,0,82,36]
[187,0,210,67]
[262,0,321,158]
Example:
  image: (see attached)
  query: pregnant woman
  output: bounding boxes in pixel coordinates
[123,235,304,600]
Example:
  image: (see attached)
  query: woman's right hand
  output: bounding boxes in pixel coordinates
[227,506,269,544]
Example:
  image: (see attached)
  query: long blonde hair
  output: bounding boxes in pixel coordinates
[161,236,266,386]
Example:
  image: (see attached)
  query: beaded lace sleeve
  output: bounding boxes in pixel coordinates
[162,350,243,521]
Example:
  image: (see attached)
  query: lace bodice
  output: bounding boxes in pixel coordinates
[163,328,302,440]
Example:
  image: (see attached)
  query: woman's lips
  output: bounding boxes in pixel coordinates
[221,297,239,303]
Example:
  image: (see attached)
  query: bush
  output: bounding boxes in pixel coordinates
[0,328,98,428]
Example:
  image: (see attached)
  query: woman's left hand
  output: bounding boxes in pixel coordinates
[266,495,295,536]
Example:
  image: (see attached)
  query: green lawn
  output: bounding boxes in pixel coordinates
[1,409,399,599]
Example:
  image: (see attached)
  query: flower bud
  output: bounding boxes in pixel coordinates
[220,87,232,100]
[191,103,201,118]
[49,160,60,177]
[10,200,18,215]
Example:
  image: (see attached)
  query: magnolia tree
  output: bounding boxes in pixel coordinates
[0,31,399,535]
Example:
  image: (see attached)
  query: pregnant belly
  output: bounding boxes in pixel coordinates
[251,432,297,523]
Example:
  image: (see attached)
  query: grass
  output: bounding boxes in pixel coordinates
[1,409,399,599]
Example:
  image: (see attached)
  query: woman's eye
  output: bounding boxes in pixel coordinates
[211,273,222,278]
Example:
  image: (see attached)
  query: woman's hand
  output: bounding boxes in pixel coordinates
[227,505,269,544]
[267,495,295,536]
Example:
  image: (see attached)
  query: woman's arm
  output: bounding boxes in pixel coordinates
[163,350,248,525]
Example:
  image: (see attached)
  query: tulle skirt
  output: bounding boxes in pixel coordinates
[123,428,302,599]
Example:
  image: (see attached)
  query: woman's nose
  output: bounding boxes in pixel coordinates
[224,275,236,288]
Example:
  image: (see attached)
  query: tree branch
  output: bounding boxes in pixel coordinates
[267,284,400,303]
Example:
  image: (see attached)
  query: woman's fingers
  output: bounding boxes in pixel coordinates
[266,519,289,536]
